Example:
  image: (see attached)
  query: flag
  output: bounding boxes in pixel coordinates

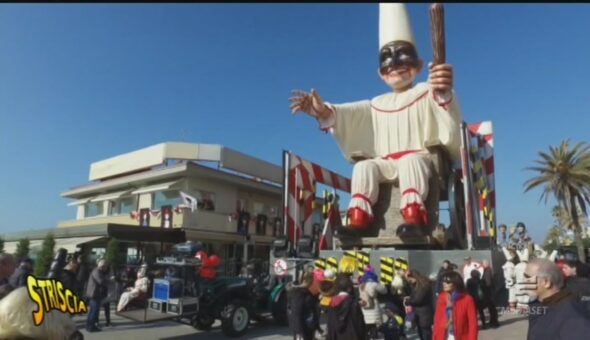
[180,191,198,212]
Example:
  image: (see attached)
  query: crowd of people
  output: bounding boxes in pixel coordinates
[287,249,590,340]
[287,256,487,340]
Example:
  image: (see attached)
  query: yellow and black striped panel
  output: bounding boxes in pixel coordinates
[356,250,370,274]
[394,257,409,272]
[326,257,339,271]
[380,257,394,284]
[315,258,327,270]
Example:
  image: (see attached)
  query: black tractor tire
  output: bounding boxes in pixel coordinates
[192,313,215,330]
[271,291,288,326]
[221,300,250,338]
[69,331,84,340]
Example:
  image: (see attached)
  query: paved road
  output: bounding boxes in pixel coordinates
[76,308,529,340]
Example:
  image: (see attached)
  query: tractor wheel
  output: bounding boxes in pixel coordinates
[192,314,215,330]
[221,300,250,338]
[271,290,288,326]
[448,170,467,249]
[69,331,84,340]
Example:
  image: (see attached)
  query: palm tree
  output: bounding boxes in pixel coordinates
[524,140,590,263]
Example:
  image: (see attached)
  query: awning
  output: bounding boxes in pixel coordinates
[107,224,186,243]
[2,237,105,255]
[131,180,180,195]
[53,236,106,252]
[90,189,133,202]
[67,197,95,207]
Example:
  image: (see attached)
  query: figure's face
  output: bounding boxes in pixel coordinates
[378,42,422,92]
[442,262,449,269]
[379,63,422,92]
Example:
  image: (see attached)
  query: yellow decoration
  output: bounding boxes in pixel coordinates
[339,255,358,274]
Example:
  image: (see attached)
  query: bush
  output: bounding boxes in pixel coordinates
[15,238,30,262]
[105,238,122,274]
[0,237,4,254]
[34,233,55,277]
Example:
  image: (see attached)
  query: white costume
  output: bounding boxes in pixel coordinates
[462,261,484,284]
[502,247,517,308]
[319,4,462,218]
[359,281,387,325]
[117,267,150,312]
[514,248,530,310]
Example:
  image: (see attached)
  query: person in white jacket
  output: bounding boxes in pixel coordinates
[359,266,387,339]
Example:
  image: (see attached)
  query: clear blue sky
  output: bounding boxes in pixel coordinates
[1,4,589,243]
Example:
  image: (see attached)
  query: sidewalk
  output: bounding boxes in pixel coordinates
[76,306,529,340]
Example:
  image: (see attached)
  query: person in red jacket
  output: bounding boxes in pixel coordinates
[433,271,478,340]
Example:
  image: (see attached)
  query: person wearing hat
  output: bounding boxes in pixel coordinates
[359,266,387,339]
[290,3,461,236]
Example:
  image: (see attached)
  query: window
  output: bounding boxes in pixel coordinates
[153,190,181,209]
[117,196,137,215]
[85,202,104,218]
[195,190,215,211]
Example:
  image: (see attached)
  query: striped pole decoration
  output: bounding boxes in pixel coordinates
[467,122,496,238]
[285,151,351,245]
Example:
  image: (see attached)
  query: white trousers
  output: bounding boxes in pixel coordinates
[349,153,432,216]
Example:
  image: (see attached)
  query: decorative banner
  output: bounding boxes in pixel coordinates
[150,210,161,218]
[256,214,268,235]
[161,205,173,229]
[139,208,150,227]
[468,121,496,238]
[129,211,139,220]
[238,211,250,236]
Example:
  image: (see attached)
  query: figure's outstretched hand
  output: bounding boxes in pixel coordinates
[428,62,453,93]
[289,89,330,119]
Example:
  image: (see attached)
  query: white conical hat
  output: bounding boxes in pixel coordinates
[379,3,415,50]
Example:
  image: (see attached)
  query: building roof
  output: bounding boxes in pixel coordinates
[88,142,282,183]
[61,142,283,200]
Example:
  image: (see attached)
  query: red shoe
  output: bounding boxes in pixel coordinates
[348,207,373,230]
[401,203,429,226]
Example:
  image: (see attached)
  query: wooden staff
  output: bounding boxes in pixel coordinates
[430,3,445,65]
